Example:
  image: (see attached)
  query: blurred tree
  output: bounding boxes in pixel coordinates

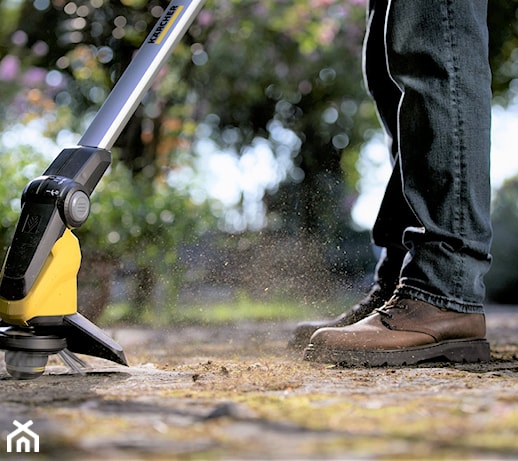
[2,0,372,230]
[74,158,217,320]
[488,0,518,104]
[486,177,518,304]
[188,1,373,240]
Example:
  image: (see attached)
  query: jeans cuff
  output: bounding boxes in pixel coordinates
[394,285,485,314]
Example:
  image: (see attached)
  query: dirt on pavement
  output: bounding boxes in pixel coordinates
[0,305,517,460]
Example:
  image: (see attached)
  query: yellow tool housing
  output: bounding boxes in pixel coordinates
[0,230,79,326]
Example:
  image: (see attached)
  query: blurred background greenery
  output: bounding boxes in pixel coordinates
[1,0,518,325]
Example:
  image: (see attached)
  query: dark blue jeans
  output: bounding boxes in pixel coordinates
[364,0,492,313]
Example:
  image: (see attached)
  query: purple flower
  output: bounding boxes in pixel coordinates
[0,55,20,81]
[22,67,47,86]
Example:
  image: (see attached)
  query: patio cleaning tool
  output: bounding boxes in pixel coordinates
[0,0,205,379]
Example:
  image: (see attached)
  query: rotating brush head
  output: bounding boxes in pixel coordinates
[5,351,49,380]
[0,326,67,379]
[0,313,128,379]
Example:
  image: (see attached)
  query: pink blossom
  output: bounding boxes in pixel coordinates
[22,67,47,86]
[0,55,20,81]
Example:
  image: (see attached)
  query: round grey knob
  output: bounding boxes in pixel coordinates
[64,189,90,227]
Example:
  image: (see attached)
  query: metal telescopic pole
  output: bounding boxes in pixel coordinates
[79,0,205,151]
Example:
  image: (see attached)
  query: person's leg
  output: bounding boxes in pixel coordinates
[364,0,417,291]
[305,0,492,365]
[387,0,492,312]
[288,0,404,349]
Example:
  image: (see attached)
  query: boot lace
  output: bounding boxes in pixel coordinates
[374,296,409,319]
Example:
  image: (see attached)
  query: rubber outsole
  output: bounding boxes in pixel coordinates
[303,338,491,367]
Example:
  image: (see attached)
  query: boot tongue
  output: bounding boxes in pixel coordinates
[375,297,422,331]
[375,298,443,341]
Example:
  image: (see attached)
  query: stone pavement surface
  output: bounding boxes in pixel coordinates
[0,305,517,460]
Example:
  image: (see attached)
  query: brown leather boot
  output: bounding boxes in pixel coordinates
[303,297,490,366]
[288,284,393,350]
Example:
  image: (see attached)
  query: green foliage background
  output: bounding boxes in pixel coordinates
[1,0,518,315]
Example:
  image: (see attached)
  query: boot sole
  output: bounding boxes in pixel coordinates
[303,339,491,367]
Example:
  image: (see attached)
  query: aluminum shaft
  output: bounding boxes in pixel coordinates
[79,0,205,150]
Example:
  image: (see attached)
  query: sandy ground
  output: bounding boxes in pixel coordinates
[0,305,517,460]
